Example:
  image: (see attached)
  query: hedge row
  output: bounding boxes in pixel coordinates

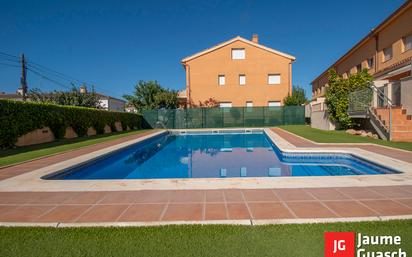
[0,99,142,148]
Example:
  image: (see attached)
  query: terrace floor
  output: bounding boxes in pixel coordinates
[0,128,411,225]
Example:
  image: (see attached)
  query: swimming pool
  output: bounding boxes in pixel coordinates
[44,130,398,180]
[45,130,399,180]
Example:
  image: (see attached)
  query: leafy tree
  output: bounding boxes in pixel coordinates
[154,90,179,109]
[123,80,178,112]
[325,69,372,128]
[29,85,100,108]
[283,86,308,106]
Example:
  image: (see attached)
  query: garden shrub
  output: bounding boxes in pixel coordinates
[325,69,372,128]
[0,99,142,148]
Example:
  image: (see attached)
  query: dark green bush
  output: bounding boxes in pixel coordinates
[0,99,142,148]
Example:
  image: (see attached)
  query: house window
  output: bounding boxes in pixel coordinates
[231,48,245,59]
[356,64,362,73]
[383,46,392,62]
[219,102,232,108]
[246,101,253,107]
[218,75,225,86]
[268,74,281,85]
[239,74,246,85]
[268,101,281,107]
[403,34,412,52]
[367,57,374,69]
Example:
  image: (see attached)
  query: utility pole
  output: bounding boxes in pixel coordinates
[20,54,28,101]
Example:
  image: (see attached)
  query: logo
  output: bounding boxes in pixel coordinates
[324,232,355,257]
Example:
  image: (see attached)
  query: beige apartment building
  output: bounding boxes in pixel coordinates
[180,35,295,108]
[312,1,412,100]
[310,1,412,141]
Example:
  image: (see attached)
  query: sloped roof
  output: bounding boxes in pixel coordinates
[311,0,412,85]
[181,36,296,63]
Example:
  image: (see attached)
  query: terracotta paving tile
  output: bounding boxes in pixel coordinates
[323,201,378,217]
[274,188,315,201]
[205,190,225,202]
[28,192,77,204]
[135,190,171,203]
[118,204,165,222]
[224,190,244,202]
[36,205,91,222]
[360,200,412,216]
[63,192,107,204]
[76,204,128,222]
[169,190,204,203]
[162,203,203,221]
[335,187,386,200]
[226,203,250,220]
[100,191,139,204]
[368,186,412,198]
[248,202,293,219]
[0,205,55,222]
[242,189,279,202]
[0,175,10,181]
[398,186,412,193]
[205,203,227,220]
[0,205,20,216]
[396,199,412,209]
[305,188,351,201]
[0,192,41,204]
[286,202,337,218]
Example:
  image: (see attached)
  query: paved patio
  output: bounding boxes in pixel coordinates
[0,128,411,224]
[0,186,411,223]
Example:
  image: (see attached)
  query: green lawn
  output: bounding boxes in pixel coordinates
[0,130,152,168]
[0,221,411,257]
[279,125,412,152]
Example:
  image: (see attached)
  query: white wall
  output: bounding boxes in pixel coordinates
[108,99,125,112]
[309,97,336,130]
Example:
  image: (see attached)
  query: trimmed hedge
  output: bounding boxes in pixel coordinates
[0,99,142,148]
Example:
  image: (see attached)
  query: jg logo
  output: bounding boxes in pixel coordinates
[324,232,355,257]
[334,240,346,253]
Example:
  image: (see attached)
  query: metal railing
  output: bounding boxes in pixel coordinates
[348,83,393,140]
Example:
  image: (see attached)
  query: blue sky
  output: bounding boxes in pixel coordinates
[0,0,405,99]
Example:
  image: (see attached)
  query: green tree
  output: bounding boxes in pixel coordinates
[154,90,179,109]
[123,80,178,112]
[29,85,100,108]
[283,86,308,106]
[325,69,373,128]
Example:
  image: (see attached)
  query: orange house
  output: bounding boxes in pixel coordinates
[180,35,295,108]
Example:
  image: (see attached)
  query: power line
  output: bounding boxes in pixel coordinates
[0,55,20,63]
[27,63,79,85]
[0,51,19,59]
[0,62,20,68]
[0,51,88,89]
[0,50,120,97]
[26,61,86,85]
[26,67,74,90]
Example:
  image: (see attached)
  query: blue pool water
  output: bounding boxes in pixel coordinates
[46,131,399,180]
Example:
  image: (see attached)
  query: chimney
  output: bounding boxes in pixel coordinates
[252,34,259,44]
[79,86,87,94]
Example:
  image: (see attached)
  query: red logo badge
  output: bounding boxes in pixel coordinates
[324,232,355,257]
